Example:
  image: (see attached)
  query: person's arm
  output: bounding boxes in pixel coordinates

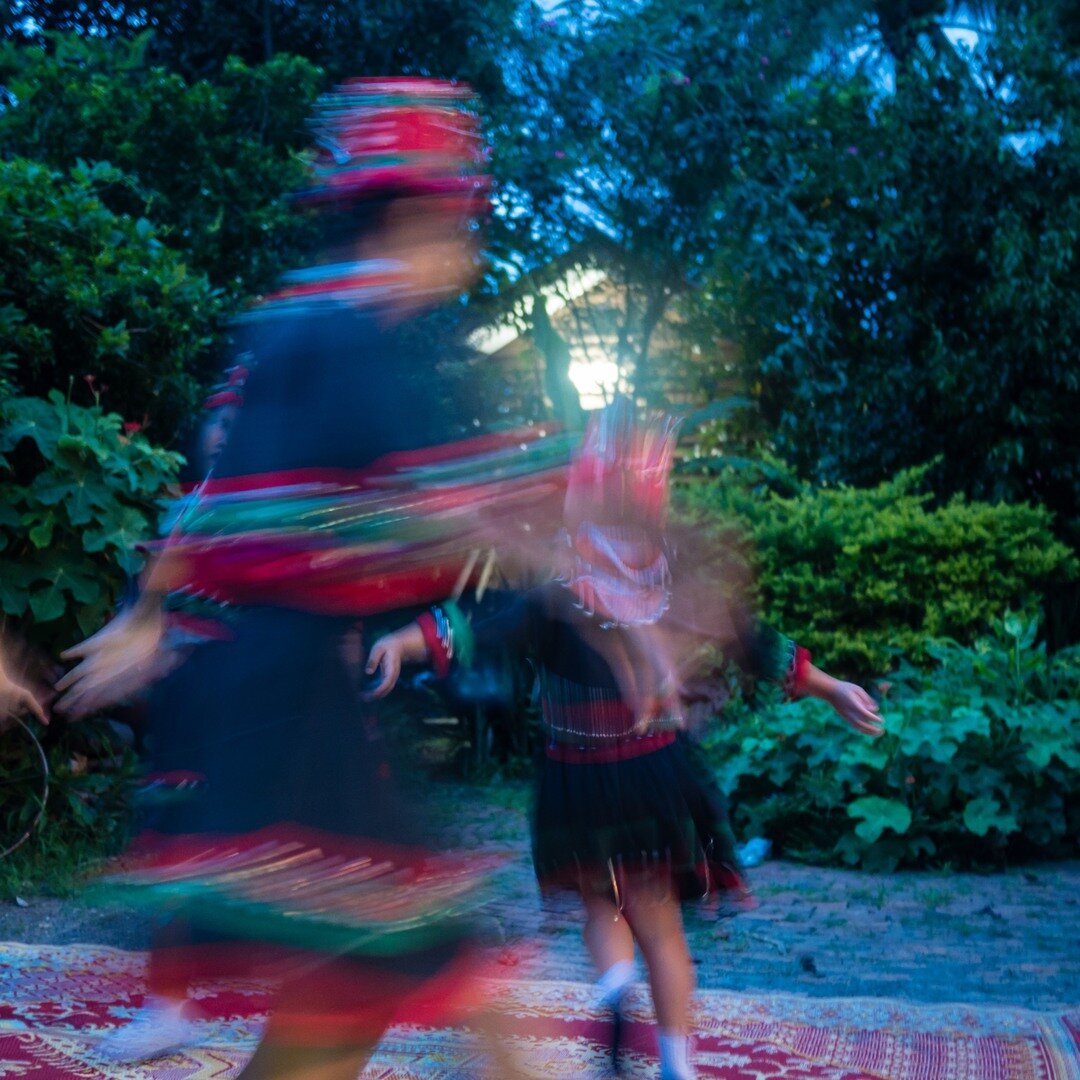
[716,612,883,737]
[52,550,188,718]
[364,591,537,699]
[363,621,429,699]
[723,614,810,695]
[0,646,47,728]
[796,661,884,737]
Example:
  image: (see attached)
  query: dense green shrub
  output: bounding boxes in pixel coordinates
[0,718,140,897]
[0,35,321,311]
[0,157,222,440]
[698,7,1080,544]
[678,465,1077,677]
[0,391,183,656]
[0,391,179,888]
[701,613,1079,871]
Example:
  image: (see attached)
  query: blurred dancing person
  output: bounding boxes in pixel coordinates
[56,79,539,1079]
[369,397,884,1080]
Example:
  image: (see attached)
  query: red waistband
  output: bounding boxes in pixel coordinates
[545,730,675,764]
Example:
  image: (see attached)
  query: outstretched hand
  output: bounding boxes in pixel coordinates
[363,635,404,700]
[826,680,884,737]
[0,655,48,729]
[55,604,169,719]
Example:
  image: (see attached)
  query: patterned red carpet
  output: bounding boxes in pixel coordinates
[0,943,1076,1078]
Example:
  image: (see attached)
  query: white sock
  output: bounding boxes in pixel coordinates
[96,995,197,1063]
[148,993,189,1018]
[658,1029,695,1080]
[596,959,636,1007]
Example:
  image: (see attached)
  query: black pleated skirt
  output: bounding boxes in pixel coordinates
[532,733,746,903]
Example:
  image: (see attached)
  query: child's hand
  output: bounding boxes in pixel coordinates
[826,680,884,737]
[0,656,47,729]
[364,634,404,700]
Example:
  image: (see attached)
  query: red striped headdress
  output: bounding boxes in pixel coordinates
[202,364,249,411]
[297,77,490,214]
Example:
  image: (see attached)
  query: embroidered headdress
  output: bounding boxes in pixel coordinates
[563,397,679,626]
[296,77,490,214]
[202,364,249,411]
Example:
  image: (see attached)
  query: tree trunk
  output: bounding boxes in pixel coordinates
[531,295,586,430]
[634,289,670,406]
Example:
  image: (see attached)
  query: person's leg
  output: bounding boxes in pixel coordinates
[146,917,197,999]
[241,1011,537,1079]
[239,968,539,1080]
[623,882,696,1080]
[582,891,636,981]
[96,920,199,1063]
[472,1006,545,1078]
[235,952,395,1080]
[582,890,637,1073]
[237,1038,376,1080]
[622,884,692,1031]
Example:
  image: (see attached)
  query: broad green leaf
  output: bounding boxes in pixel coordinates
[949,706,991,742]
[962,797,1019,837]
[27,514,55,549]
[838,737,891,770]
[28,584,67,623]
[0,562,35,615]
[847,796,912,844]
[0,397,61,457]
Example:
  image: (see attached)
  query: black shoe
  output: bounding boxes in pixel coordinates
[609,1004,624,1074]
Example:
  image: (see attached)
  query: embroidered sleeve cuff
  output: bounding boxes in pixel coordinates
[783,645,812,699]
[417,611,451,680]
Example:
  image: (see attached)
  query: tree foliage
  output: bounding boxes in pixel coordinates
[8,0,522,94]
[0,0,1077,883]
[0,34,321,307]
[492,0,850,403]
[678,463,1077,676]
[0,390,182,655]
[698,3,1080,541]
[0,157,221,438]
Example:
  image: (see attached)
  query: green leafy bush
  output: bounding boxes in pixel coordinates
[678,464,1077,676]
[0,718,140,897]
[0,156,222,440]
[698,9,1080,544]
[0,390,183,655]
[0,34,321,311]
[702,612,1080,870]
[0,391,178,887]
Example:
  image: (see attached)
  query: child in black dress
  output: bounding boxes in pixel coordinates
[369,397,883,1080]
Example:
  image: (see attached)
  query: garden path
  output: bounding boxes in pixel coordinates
[439,781,1079,1012]
[0,779,1075,1012]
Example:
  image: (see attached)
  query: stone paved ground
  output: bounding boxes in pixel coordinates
[1,778,1077,1013]
[429,781,1080,1013]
